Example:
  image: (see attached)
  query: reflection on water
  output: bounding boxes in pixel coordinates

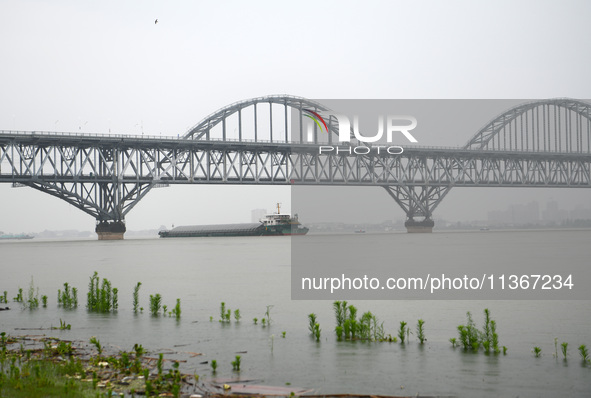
[0,232,590,397]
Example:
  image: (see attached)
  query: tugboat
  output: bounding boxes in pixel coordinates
[259,203,309,236]
[158,203,309,238]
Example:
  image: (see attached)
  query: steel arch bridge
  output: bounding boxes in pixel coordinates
[1,96,590,238]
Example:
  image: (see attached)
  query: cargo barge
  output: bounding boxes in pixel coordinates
[158,204,309,238]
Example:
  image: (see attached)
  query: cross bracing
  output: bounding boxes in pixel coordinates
[1,96,590,231]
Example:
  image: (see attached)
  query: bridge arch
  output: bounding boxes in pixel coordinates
[183,94,343,144]
[464,98,591,153]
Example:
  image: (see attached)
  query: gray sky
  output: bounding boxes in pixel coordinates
[1,0,591,233]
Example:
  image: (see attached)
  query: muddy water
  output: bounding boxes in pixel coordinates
[1,232,590,397]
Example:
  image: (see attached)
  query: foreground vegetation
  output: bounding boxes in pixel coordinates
[0,334,193,397]
[2,275,590,397]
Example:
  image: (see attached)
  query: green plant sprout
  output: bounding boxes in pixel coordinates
[417,319,426,344]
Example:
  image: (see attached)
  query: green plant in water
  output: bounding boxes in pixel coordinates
[335,326,343,341]
[86,271,117,313]
[264,305,273,325]
[333,300,348,330]
[466,312,479,350]
[261,318,266,326]
[417,319,426,344]
[491,320,500,354]
[253,317,258,324]
[172,298,181,319]
[133,282,142,313]
[58,319,71,330]
[483,340,491,354]
[231,355,241,371]
[220,302,227,322]
[112,287,118,311]
[348,305,358,340]
[282,331,286,338]
[457,311,483,351]
[398,321,408,344]
[162,304,168,314]
[25,277,40,309]
[14,287,23,302]
[503,346,508,355]
[313,323,321,342]
[41,295,48,308]
[533,346,542,358]
[449,337,457,348]
[211,359,217,372]
[0,290,7,303]
[482,308,492,349]
[579,344,589,362]
[234,308,241,322]
[308,313,317,335]
[561,342,568,360]
[149,293,162,316]
[58,282,78,309]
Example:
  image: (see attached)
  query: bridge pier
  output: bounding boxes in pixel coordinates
[384,186,448,233]
[95,221,126,240]
[404,218,435,233]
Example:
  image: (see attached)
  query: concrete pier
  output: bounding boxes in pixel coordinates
[405,219,434,233]
[95,221,126,240]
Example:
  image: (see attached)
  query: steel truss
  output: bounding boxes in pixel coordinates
[1,96,591,229]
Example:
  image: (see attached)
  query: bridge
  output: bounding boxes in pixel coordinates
[1,95,590,238]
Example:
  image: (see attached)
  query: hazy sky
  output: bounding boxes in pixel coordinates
[1,0,591,233]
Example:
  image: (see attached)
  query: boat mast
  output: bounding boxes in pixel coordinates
[276,202,281,214]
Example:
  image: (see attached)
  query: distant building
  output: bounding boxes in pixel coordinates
[569,203,591,221]
[487,201,539,226]
[251,208,267,223]
[542,201,568,224]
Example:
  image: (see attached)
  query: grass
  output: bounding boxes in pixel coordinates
[533,346,542,358]
[0,333,191,397]
[0,358,99,397]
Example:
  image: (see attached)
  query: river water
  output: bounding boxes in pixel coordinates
[1,231,590,397]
